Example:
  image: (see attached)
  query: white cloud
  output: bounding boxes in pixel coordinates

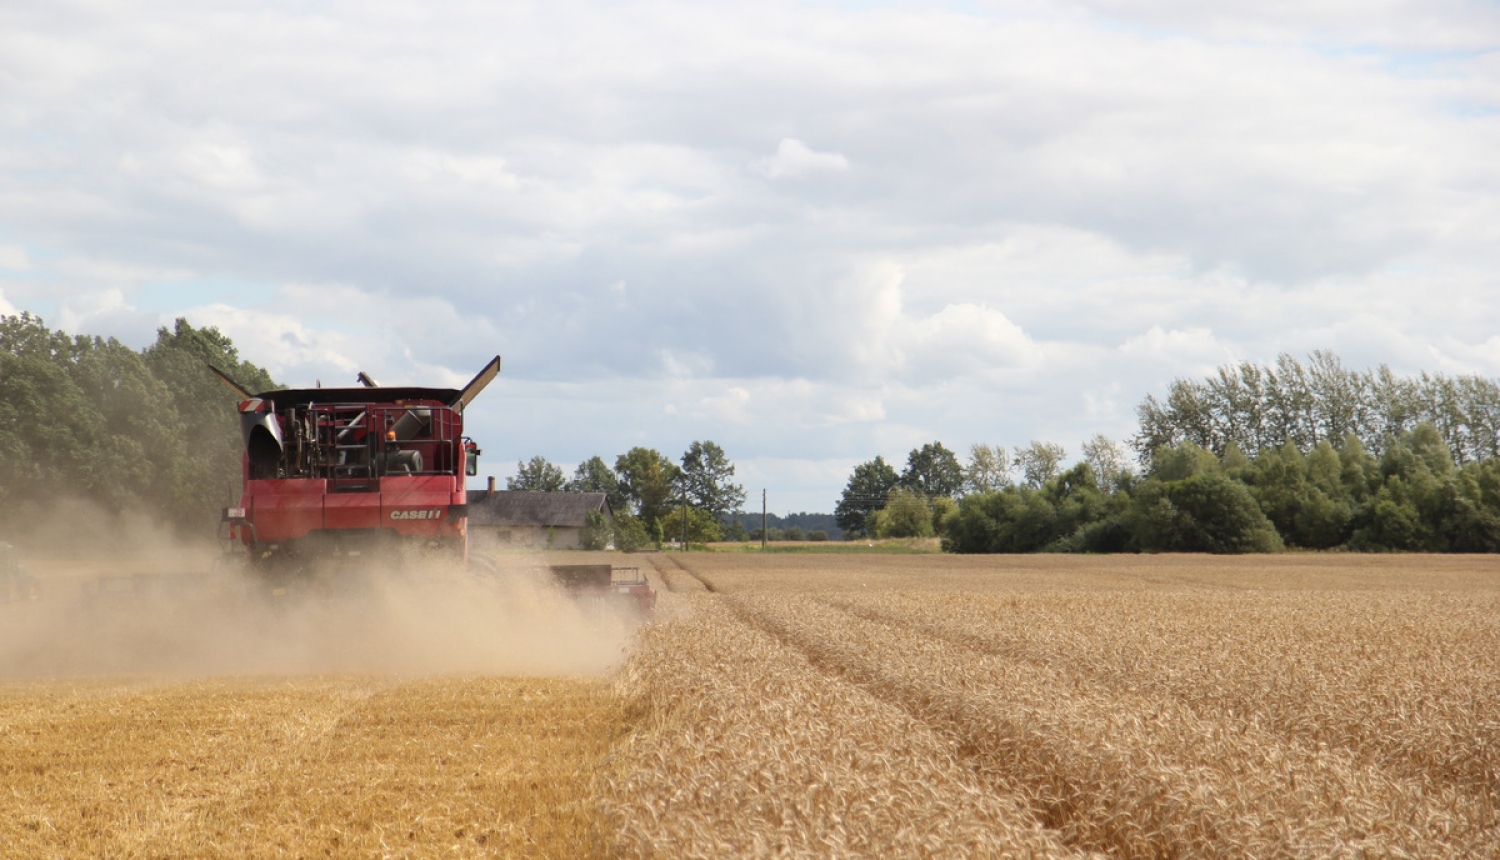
[758,138,851,178]
[1120,325,1235,369]
[901,303,1040,378]
[55,288,143,340]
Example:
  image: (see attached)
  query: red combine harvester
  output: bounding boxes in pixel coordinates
[211,358,501,583]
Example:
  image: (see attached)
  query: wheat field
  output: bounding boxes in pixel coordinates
[1,552,1497,858]
[603,553,1500,859]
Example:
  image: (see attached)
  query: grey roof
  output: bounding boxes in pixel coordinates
[466,490,612,528]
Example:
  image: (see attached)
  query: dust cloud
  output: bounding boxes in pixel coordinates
[0,500,642,680]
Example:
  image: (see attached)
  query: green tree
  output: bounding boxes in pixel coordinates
[612,514,650,551]
[1350,486,1425,551]
[1080,434,1130,492]
[566,455,627,512]
[943,461,1116,554]
[0,314,276,537]
[1338,434,1379,502]
[964,443,1010,494]
[869,487,935,539]
[679,440,746,524]
[721,517,749,541]
[1247,442,1309,540]
[900,441,964,498]
[944,488,1061,553]
[508,455,566,491]
[1127,473,1283,554]
[835,456,899,537]
[1220,441,1252,473]
[1151,442,1221,481]
[580,511,612,550]
[73,338,192,518]
[1013,441,1066,488]
[614,447,680,531]
[143,317,278,525]
[1244,441,1352,549]
[0,351,104,509]
[667,504,723,546]
[929,495,958,537]
[1132,351,1500,466]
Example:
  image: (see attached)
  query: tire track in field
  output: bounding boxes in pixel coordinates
[717,592,1491,860]
[713,594,1119,859]
[645,555,679,593]
[657,554,716,592]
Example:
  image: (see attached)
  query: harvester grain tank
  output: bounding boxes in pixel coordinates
[211,357,501,579]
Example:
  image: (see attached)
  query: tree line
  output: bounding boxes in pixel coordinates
[1134,350,1500,465]
[837,353,1500,553]
[0,313,277,538]
[835,436,1130,538]
[729,511,841,542]
[506,441,747,549]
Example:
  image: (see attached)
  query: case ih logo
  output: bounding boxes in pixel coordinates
[391,509,443,521]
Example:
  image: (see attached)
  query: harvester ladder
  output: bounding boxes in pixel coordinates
[320,406,375,490]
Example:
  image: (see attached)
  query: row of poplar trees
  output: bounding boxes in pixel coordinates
[0,313,275,539]
[946,353,1500,553]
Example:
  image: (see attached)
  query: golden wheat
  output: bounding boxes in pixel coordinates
[596,554,1500,859]
[0,675,627,859]
[600,594,1091,859]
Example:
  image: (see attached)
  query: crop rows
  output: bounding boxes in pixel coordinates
[600,595,1090,859]
[601,556,1500,858]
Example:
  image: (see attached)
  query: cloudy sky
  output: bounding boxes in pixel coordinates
[1,0,1497,514]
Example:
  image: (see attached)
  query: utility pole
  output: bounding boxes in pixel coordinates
[761,489,767,549]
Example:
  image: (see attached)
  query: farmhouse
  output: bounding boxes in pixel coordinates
[466,483,613,550]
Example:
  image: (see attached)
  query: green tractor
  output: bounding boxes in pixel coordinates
[0,542,39,603]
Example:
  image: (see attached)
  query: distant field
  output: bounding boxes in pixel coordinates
[2,552,1497,858]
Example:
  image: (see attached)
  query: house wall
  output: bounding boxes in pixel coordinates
[471,525,585,551]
